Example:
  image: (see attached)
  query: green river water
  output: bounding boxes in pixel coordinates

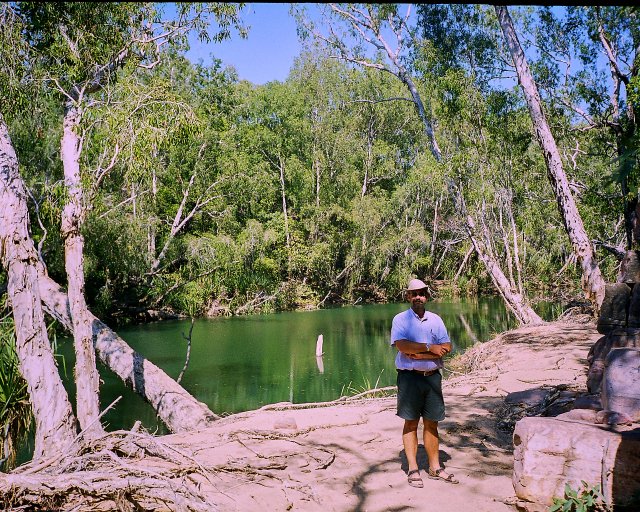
[53,298,522,435]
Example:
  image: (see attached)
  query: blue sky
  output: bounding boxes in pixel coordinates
[184,3,303,85]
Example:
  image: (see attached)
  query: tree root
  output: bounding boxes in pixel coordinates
[256,386,397,413]
[1,423,343,511]
[0,429,217,511]
[229,430,336,470]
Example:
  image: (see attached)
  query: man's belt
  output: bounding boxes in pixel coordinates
[398,369,439,377]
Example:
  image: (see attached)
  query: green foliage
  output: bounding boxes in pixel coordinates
[0,4,34,116]
[15,2,246,94]
[4,5,638,322]
[0,316,33,471]
[550,481,609,512]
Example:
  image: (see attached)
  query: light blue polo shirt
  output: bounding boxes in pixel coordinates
[390,308,450,371]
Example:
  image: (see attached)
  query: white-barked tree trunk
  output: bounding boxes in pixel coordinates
[37,273,221,432]
[495,5,606,312]
[60,102,104,439]
[0,115,77,459]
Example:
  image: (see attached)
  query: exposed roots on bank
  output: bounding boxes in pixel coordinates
[0,428,217,512]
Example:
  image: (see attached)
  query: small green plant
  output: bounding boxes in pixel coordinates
[549,481,609,512]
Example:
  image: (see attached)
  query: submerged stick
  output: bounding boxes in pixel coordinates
[316,334,324,357]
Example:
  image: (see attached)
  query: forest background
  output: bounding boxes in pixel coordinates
[0,2,638,478]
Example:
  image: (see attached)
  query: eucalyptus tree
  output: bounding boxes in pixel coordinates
[231,79,312,279]
[89,54,244,315]
[0,114,78,459]
[338,68,432,297]
[289,53,360,210]
[416,7,562,299]
[495,5,606,311]
[1,2,244,443]
[0,4,77,460]
[13,1,241,438]
[521,6,640,253]
[295,3,441,162]
[297,3,542,323]
[287,54,431,302]
[285,55,361,300]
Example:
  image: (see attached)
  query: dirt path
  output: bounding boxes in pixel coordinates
[164,316,601,511]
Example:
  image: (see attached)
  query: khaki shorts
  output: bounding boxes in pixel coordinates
[396,370,445,422]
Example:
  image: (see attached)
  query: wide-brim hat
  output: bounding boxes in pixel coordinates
[406,278,428,291]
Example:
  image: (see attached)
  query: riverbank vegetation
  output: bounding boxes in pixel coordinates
[0,3,638,502]
[4,4,635,326]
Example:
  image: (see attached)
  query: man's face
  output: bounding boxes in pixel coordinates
[407,288,428,307]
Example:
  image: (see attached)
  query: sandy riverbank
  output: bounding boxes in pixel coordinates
[161,314,601,511]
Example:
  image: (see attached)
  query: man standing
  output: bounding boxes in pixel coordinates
[390,278,459,487]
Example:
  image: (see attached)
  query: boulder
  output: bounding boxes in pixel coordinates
[555,409,598,423]
[571,393,601,410]
[595,410,634,426]
[587,329,640,393]
[601,347,640,422]
[619,250,640,284]
[628,283,640,327]
[513,417,640,510]
[596,283,630,334]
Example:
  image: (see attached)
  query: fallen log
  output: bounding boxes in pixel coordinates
[38,272,220,432]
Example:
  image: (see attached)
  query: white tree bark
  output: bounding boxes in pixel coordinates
[495,5,606,311]
[60,102,104,439]
[308,4,442,161]
[149,147,222,275]
[37,273,221,432]
[0,115,77,459]
[466,214,542,324]
[278,155,291,270]
[448,179,542,325]
[3,113,217,434]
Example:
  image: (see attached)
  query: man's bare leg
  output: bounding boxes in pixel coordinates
[424,419,455,479]
[402,419,421,472]
[423,419,440,470]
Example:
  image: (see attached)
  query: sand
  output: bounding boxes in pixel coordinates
[164,315,602,512]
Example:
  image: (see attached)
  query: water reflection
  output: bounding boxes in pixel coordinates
[56,298,518,434]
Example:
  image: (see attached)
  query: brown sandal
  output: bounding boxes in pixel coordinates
[407,469,424,488]
[428,467,459,484]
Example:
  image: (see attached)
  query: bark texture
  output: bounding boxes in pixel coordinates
[3,113,216,434]
[60,103,104,439]
[466,214,543,325]
[0,116,77,459]
[449,180,542,325]
[495,6,606,312]
[37,274,221,432]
